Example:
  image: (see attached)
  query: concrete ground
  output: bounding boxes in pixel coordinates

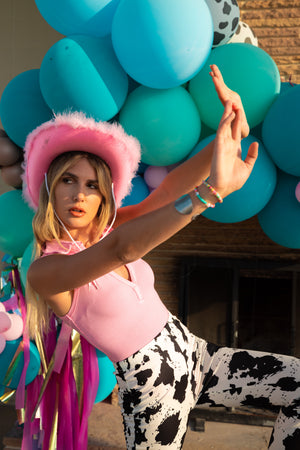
[88,402,273,450]
[1,399,273,449]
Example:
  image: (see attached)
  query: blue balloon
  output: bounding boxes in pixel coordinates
[122,176,149,206]
[262,84,300,176]
[280,81,297,95]
[40,35,128,121]
[0,338,41,389]
[0,69,53,147]
[112,0,213,89]
[258,171,300,249]
[0,190,34,257]
[189,134,277,223]
[95,349,116,403]
[35,0,121,37]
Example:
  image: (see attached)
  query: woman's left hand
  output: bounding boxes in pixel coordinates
[208,100,258,199]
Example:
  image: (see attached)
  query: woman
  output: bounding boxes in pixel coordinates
[23,66,300,449]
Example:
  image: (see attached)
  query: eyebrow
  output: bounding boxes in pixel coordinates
[62,171,98,184]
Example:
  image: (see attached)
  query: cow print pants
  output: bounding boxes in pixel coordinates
[114,314,300,449]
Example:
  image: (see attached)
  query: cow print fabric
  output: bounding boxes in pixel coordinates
[114,314,300,449]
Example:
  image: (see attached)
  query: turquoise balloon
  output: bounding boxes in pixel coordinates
[0,338,41,389]
[112,0,213,89]
[189,43,281,130]
[189,134,277,223]
[280,81,297,95]
[122,176,149,206]
[35,0,121,37]
[262,84,300,176]
[119,86,201,166]
[40,35,128,121]
[20,241,35,291]
[258,171,300,249]
[0,190,34,257]
[0,69,53,147]
[95,349,116,403]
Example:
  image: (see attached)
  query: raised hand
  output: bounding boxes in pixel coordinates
[208,101,258,199]
[210,64,250,139]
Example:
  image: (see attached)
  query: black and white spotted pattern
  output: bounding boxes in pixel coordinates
[227,21,258,46]
[204,0,240,47]
[114,314,300,449]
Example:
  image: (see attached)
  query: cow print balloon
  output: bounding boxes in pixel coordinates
[227,21,258,46]
[205,0,240,47]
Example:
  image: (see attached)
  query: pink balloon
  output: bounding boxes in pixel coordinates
[2,313,23,340]
[144,166,168,190]
[0,303,5,312]
[0,335,6,354]
[295,182,300,202]
[0,311,12,333]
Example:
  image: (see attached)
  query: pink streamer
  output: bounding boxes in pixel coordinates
[22,313,100,449]
[14,269,30,409]
[3,293,19,312]
[78,337,99,448]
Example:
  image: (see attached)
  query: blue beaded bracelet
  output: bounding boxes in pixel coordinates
[194,188,215,208]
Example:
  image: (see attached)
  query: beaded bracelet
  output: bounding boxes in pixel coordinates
[202,180,223,203]
[194,188,215,208]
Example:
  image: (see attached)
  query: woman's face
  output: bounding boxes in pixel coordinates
[54,158,102,241]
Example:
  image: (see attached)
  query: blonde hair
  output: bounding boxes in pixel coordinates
[26,151,114,339]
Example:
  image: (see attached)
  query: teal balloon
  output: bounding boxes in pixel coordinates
[0,69,53,147]
[258,171,300,249]
[262,84,300,176]
[0,338,41,389]
[112,0,213,89]
[0,190,34,257]
[122,176,149,206]
[35,0,121,37]
[95,349,116,403]
[40,35,128,121]
[189,43,281,130]
[280,81,297,95]
[189,134,277,223]
[119,86,201,166]
[20,241,35,291]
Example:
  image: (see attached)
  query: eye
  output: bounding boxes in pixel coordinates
[61,176,73,184]
[87,182,99,190]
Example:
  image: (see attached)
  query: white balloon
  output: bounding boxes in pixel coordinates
[227,21,258,46]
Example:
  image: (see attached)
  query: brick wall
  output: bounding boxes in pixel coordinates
[239,0,300,83]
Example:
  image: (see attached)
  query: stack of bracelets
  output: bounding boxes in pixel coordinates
[174,180,223,216]
[194,180,223,209]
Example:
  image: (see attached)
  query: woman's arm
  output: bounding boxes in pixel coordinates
[28,102,258,298]
[116,65,250,225]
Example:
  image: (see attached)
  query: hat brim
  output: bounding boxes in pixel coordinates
[22,112,141,210]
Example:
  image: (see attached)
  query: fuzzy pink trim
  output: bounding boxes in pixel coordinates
[22,112,141,209]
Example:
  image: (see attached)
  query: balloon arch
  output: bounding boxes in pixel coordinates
[0,0,299,401]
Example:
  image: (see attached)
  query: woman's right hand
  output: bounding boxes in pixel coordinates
[207,100,258,200]
[210,64,250,139]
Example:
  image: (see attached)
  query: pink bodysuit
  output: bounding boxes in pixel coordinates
[43,240,169,362]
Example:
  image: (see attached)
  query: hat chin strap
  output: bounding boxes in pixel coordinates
[44,173,116,250]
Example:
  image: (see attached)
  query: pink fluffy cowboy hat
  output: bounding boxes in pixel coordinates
[22,112,141,210]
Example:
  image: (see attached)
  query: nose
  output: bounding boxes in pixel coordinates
[73,189,85,202]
